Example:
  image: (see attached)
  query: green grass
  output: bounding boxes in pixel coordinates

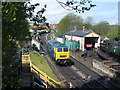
[30,51,59,82]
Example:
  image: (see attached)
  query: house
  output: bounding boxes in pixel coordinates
[50,24,58,29]
[31,35,41,50]
[65,30,100,51]
[100,36,109,41]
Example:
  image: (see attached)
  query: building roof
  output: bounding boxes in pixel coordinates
[100,36,109,40]
[65,30,90,37]
[65,30,100,37]
[57,35,64,38]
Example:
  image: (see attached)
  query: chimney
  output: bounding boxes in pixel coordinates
[83,26,85,32]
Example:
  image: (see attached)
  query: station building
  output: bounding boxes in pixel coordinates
[56,30,100,51]
[65,30,100,51]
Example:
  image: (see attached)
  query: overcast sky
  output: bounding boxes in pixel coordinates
[30,0,119,25]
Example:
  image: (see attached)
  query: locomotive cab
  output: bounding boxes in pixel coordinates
[55,47,70,60]
[47,39,70,65]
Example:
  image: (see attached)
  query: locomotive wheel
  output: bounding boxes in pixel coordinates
[55,60,59,65]
[109,52,112,57]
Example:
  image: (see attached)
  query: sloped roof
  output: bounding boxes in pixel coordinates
[57,35,64,38]
[32,35,41,43]
[65,30,90,37]
[101,36,109,40]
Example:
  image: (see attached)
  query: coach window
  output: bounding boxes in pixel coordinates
[64,48,68,52]
[57,48,62,52]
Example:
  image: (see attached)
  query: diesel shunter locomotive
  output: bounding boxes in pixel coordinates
[47,39,70,65]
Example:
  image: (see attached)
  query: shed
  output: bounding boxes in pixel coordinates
[65,30,100,51]
[100,36,109,41]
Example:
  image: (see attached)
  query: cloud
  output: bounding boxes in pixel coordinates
[44,9,65,15]
[30,0,118,25]
[43,2,67,15]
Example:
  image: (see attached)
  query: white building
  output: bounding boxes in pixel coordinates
[65,30,100,51]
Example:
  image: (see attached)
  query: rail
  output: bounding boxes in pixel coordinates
[102,60,112,63]
[105,63,120,66]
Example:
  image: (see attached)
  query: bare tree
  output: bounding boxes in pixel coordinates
[56,0,96,13]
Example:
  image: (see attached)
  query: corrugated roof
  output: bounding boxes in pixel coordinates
[57,35,64,38]
[65,30,90,37]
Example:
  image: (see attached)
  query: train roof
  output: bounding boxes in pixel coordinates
[65,30,90,37]
[103,40,120,46]
[47,39,67,48]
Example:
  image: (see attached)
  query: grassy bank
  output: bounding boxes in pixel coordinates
[30,51,59,82]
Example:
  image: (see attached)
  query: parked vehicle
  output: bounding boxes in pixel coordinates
[99,40,120,59]
[47,39,70,65]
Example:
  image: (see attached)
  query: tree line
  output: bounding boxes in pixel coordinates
[57,13,119,40]
[2,2,47,89]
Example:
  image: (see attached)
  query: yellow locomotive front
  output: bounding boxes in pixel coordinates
[47,39,71,65]
[54,47,70,64]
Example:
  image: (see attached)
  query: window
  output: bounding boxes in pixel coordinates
[57,48,62,52]
[64,48,68,52]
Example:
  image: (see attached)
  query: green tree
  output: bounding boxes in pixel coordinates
[93,21,110,36]
[118,26,120,37]
[2,2,46,89]
[57,13,83,35]
[84,16,94,29]
[107,25,118,40]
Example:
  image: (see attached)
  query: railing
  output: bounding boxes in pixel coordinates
[22,54,30,62]
[31,63,68,88]
[22,54,32,67]
[22,54,33,87]
[22,54,69,88]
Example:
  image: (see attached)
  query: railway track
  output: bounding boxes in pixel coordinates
[40,34,119,88]
[70,56,119,89]
[57,62,110,89]
[58,66,85,88]
[41,43,85,87]
[40,38,87,88]
[85,80,106,89]
[42,46,114,88]
[96,49,118,61]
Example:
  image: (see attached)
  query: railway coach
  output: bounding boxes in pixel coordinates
[47,39,70,65]
[99,40,120,59]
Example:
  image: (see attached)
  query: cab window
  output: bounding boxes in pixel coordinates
[64,48,68,52]
[57,48,62,52]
